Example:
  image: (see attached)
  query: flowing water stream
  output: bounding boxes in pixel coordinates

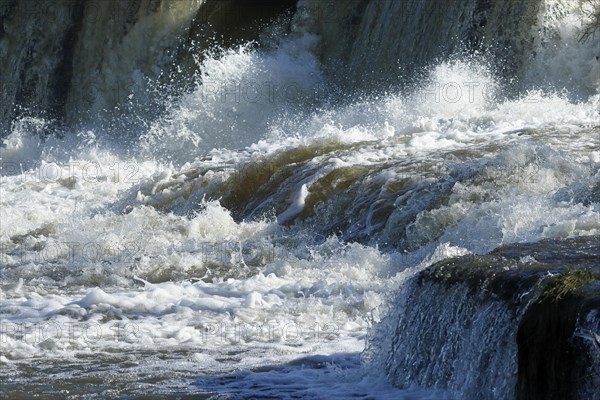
[1,0,599,398]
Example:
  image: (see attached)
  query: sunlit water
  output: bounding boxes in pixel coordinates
[1,1,599,398]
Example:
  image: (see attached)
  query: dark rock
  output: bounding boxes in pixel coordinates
[382,235,599,399]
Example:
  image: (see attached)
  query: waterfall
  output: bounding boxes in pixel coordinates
[0,0,598,398]
[364,237,600,399]
[300,0,599,97]
[0,0,298,133]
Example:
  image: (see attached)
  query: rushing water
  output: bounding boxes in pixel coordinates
[1,0,599,398]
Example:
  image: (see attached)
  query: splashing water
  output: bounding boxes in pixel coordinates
[1,0,599,398]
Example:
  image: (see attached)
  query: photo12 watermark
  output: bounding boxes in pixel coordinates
[1,160,142,184]
[200,79,324,105]
[1,240,141,266]
[197,321,340,344]
[0,321,139,345]
[0,321,340,346]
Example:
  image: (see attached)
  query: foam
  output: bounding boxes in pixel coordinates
[1,2,599,396]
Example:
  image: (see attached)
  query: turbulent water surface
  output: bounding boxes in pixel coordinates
[1,0,599,398]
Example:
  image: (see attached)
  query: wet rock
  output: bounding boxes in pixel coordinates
[384,235,599,399]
